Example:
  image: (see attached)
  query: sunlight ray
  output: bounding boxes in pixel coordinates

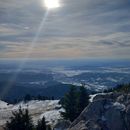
[0,11,49,98]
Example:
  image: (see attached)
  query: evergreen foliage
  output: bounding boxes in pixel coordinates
[104,83,130,93]
[24,94,55,103]
[4,107,34,130]
[47,125,52,130]
[60,85,78,122]
[60,85,89,122]
[36,117,46,130]
[4,108,52,130]
[77,85,89,115]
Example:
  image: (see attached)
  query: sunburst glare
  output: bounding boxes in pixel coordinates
[44,0,60,9]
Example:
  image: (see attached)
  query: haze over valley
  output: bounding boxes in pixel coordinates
[0,59,130,102]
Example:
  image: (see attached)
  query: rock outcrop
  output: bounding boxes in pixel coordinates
[68,92,130,130]
[54,120,71,130]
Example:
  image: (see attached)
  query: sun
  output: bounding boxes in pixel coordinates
[44,0,60,9]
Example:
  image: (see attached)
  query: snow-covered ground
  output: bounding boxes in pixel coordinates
[89,93,107,102]
[0,100,63,127]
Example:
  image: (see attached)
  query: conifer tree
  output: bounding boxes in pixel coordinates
[61,85,78,122]
[61,85,89,122]
[4,107,34,130]
[47,125,52,130]
[77,85,89,115]
[36,117,46,130]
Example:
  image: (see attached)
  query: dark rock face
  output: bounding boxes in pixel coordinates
[68,92,130,130]
[54,120,71,130]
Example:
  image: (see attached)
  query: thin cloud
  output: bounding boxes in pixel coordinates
[0,0,130,59]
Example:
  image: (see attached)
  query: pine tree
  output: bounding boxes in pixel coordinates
[47,125,52,130]
[23,109,34,130]
[60,85,90,122]
[36,117,46,130]
[77,85,89,115]
[60,85,78,122]
[4,107,34,130]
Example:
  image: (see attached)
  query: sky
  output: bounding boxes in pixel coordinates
[0,0,130,59]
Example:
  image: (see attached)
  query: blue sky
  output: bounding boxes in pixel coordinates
[0,0,130,59]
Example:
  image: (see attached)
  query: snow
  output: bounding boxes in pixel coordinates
[89,93,106,102]
[89,94,97,102]
[52,69,93,77]
[0,100,62,127]
[106,77,118,82]
[113,102,126,111]
[40,108,64,125]
[0,101,9,109]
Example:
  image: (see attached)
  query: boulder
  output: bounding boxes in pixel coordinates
[68,93,130,130]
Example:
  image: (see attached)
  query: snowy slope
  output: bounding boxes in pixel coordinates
[0,100,63,127]
[0,101,9,109]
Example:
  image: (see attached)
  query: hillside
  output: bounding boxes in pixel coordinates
[0,100,63,129]
[1,84,130,130]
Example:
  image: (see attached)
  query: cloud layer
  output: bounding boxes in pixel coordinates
[0,0,130,59]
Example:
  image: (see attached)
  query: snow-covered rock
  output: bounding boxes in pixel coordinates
[89,93,106,102]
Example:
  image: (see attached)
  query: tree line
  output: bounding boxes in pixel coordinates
[10,94,55,104]
[24,94,55,103]
[103,83,130,93]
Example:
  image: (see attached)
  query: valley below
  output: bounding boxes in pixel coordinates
[0,60,130,102]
